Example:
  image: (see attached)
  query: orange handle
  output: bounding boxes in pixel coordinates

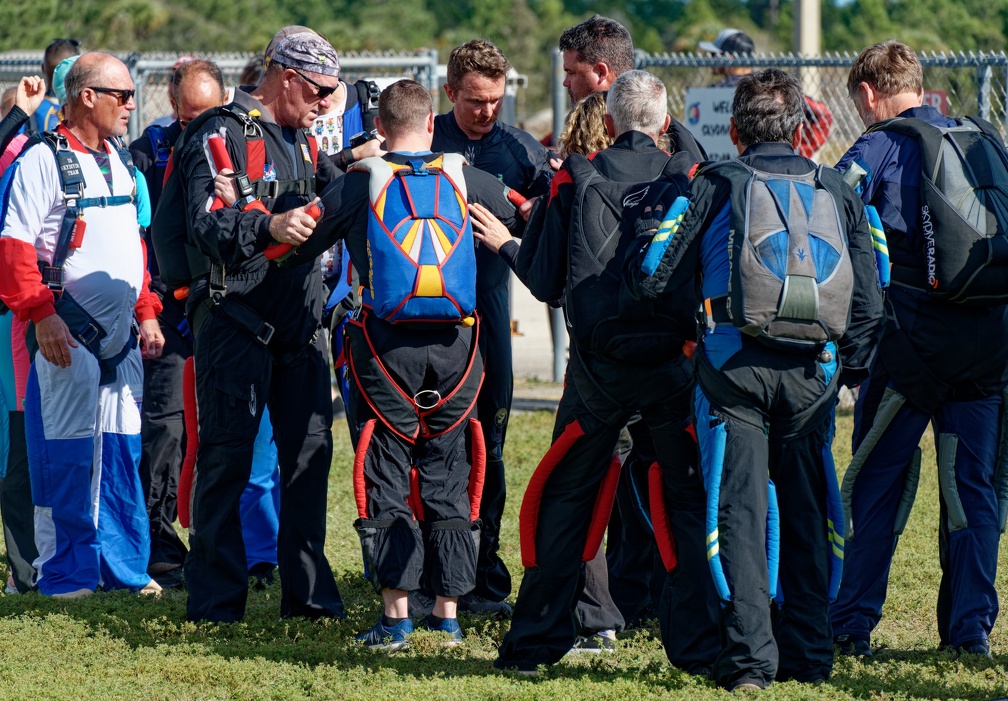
[263,202,323,260]
[207,135,233,212]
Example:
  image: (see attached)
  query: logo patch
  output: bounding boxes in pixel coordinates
[623,186,650,208]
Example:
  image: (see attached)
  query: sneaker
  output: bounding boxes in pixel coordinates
[5,574,18,595]
[140,579,163,597]
[355,617,414,651]
[407,590,435,618]
[834,633,872,657]
[52,588,94,600]
[248,563,276,590]
[458,593,512,618]
[570,628,617,653]
[424,615,463,646]
[956,639,992,658]
[731,682,764,694]
[152,566,186,590]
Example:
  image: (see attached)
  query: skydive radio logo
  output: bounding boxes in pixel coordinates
[921,204,938,289]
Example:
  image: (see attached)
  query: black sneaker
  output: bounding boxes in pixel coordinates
[834,634,872,657]
[151,566,186,590]
[248,562,276,590]
[459,593,512,618]
[569,629,616,653]
[956,639,992,659]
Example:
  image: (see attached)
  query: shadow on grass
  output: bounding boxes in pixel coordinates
[829,648,1008,701]
[0,570,714,693]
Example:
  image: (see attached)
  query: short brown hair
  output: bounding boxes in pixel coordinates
[446,40,510,89]
[378,79,433,138]
[847,40,922,100]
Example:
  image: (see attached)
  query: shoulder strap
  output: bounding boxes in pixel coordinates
[146,123,172,168]
[561,152,601,187]
[868,116,946,175]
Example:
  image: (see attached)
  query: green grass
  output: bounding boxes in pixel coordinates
[1,409,1006,700]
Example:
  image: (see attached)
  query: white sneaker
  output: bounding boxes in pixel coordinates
[52,588,94,599]
[140,579,163,597]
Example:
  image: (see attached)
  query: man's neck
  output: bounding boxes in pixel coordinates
[875,93,923,123]
[63,118,105,151]
[386,135,433,153]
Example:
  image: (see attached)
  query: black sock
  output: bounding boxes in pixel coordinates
[427,614,445,627]
[382,615,408,627]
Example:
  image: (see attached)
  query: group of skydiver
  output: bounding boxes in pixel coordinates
[0,16,1005,695]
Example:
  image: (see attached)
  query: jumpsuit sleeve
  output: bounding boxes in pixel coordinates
[836,185,885,389]
[293,170,364,261]
[0,105,28,156]
[178,123,273,266]
[514,170,572,302]
[134,238,162,322]
[0,143,59,323]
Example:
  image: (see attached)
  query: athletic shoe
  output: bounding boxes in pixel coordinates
[248,563,276,590]
[356,617,414,651]
[731,682,764,694]
[956,639,992,658]
[424,615,463,646]
[570,628,617,653]
[407,590,435,618]
[152,566,185,590]
[52,588,94,599]
[5,575,18,595]
[834,634,872,657]
[458,593,512,618]
[140,579,163,597]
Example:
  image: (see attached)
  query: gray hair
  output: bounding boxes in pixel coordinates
[63,52,111,104]
[732,68,804,146]
[606,70,667,138]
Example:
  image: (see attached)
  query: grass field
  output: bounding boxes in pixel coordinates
[1,405,1006,700]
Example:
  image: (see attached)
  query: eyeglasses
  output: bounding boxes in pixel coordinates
[89,87,136,106]
[291,70,336,100]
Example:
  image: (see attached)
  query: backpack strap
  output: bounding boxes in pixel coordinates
[36,129,137,291]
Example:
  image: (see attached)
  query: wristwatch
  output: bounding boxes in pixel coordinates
[234,194,258,210]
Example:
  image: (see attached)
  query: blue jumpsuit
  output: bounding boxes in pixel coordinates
[831,105,1008,652]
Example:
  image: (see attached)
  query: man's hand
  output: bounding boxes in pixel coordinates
[35,313,77,368]
[14,76,45,115]
[139,318,164,360]
[268,198,321,246]
[548,156,563,172]
[213,168,239,207]
[518,197,537,222]
[351,138,386,161]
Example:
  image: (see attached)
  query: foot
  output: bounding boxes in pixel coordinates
[956,639,991,659]
[731,682,764,694]
[248,563,276,590]
[407,590,435,618]
[51,588,94,600]
[424,614,463,646]
[458,593,512,618]
[140,579,163,597]
[569,629,616,653]
[355,616,414,651]
[834,633,872,657]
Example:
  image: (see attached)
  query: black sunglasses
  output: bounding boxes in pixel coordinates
[291,69,336,100]
[89,87,136,106]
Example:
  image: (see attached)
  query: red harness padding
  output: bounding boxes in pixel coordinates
[648,461,679,572]
[581,452,623,562]
[178,356,198,529]
[519,419,585,568]
[407,467,425,521]
[353,419,378,519]
[467,418,486,521]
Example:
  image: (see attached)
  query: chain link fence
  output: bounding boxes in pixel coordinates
[0,50,438,142]
[628,51,1008,164]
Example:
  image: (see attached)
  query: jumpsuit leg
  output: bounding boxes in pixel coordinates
[3,412,38,592]
[139,321,189,574]
[496,381,624,669]
[241,407,280,571]
[771,416,834,682]
[473,280,513,602]
[27,345,102,595]
[95,349,153,591]
[934,396,1002,649]
[185,313,268,622]
[831,391,930,640]
[270,331,343,619]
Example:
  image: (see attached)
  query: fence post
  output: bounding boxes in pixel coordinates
[549,47,567,383]
[977,60,992,121]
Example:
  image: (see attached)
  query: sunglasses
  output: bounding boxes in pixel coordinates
[292,69,336,100]
[89,87,136,106]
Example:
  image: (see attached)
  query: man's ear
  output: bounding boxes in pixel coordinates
[594,61,611,89]
[791,123,803,150]
[729,116,745,155]
[660,113,671,137]
[443,83,456,104]
[425,110,435,134]
[374,116,385,139]
[604,113,617,140]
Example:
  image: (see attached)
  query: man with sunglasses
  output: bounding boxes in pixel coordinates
[168,28,345,623]
[0,52,164,598]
